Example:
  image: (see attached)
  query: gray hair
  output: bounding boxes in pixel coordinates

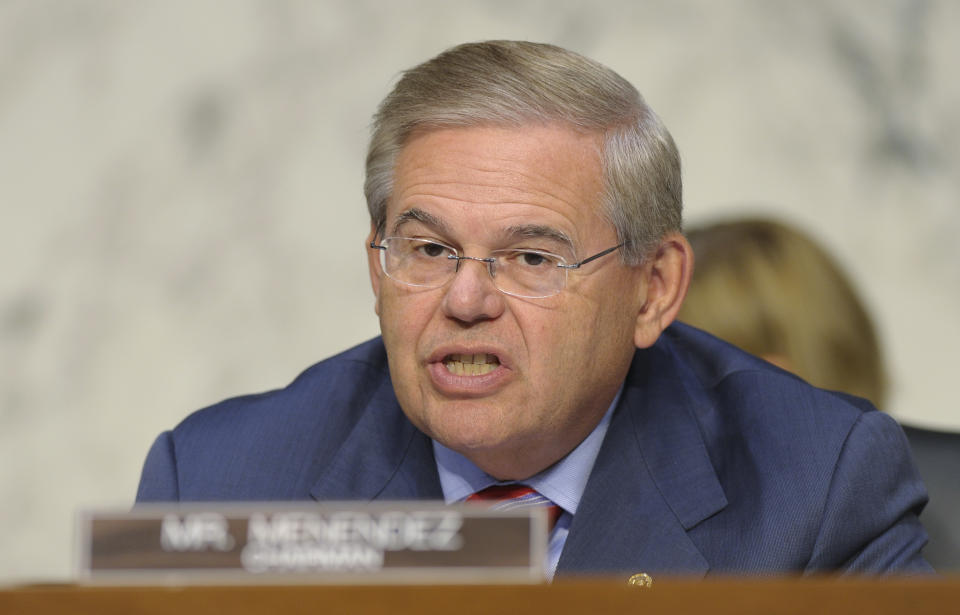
[364,40,681,264]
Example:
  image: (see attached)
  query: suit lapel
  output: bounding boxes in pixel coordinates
[557,337,727,577]
[308,374,443,502]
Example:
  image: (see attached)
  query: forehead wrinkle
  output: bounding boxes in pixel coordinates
[401,153,598,210]
[474,163,600,213]
[395,123,604,210]
[480,136,605,211]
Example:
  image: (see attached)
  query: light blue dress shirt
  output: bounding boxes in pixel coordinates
[433,388,621,579]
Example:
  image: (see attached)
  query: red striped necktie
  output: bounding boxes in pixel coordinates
[467,484,562,530]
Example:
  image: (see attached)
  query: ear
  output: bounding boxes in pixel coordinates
[366,223,383,317]
[634,232,694,348]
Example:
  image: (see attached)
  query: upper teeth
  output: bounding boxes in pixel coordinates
[444,353,499,376]
[448,353,496,364]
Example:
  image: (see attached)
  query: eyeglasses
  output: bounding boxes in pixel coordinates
[369,237,623,299]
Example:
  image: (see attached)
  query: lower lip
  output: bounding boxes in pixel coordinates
[427,361,511,396]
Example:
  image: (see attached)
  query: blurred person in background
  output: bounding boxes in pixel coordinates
[680,217,959,571]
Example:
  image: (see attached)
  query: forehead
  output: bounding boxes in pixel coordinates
[388,125,611,245]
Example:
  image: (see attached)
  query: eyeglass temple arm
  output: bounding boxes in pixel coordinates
[557,243,623,270]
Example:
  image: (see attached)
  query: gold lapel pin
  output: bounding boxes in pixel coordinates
[627,572,653,587]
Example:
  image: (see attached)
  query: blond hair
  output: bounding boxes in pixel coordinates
[680,218,887,408]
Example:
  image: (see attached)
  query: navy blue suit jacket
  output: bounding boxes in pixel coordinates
[136,323,931,576]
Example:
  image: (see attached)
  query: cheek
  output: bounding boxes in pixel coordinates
[553,290,637,370]
[378,286,438,354]
[379,292,430,408]
[513,305,591,383]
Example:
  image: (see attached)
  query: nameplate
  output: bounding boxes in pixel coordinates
[76,502,548,584]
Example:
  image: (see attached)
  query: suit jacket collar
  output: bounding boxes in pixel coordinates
[308,369,443,501]
[557,334,727,577]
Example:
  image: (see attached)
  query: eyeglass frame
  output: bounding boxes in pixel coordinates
[368,236,625,299]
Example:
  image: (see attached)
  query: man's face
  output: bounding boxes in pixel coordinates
[367,124,650,479]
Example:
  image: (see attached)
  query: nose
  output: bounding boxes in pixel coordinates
[441,256,505,324]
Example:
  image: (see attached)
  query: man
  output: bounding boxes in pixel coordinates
[137,41,931,577]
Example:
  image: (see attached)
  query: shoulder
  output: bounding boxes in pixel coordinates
[163,337,393,499]
[650,323,928,571]
[629,322,883,494]
[661,321,870,439]
[175,337,389,438]
[659,322,901,475]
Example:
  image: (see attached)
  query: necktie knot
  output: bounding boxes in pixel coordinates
[467,484,562,530]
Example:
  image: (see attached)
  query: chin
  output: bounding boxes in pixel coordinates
[431,419,519,458]
[432,424,505,454]
[408,395,532,455]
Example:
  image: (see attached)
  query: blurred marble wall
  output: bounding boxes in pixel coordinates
[1,0,957,581]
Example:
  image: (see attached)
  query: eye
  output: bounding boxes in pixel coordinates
[410,240,452,258]
[521,252,546,266]
[511,250,560,268]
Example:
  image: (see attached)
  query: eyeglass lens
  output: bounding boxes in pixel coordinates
[380,238,566,298]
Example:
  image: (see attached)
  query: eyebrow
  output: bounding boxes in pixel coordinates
[391,208,451,236]
[503,224,575,253]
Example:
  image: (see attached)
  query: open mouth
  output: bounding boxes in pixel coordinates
[443,353,500,376]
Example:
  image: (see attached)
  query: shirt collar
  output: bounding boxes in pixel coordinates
[433,386,622,515]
